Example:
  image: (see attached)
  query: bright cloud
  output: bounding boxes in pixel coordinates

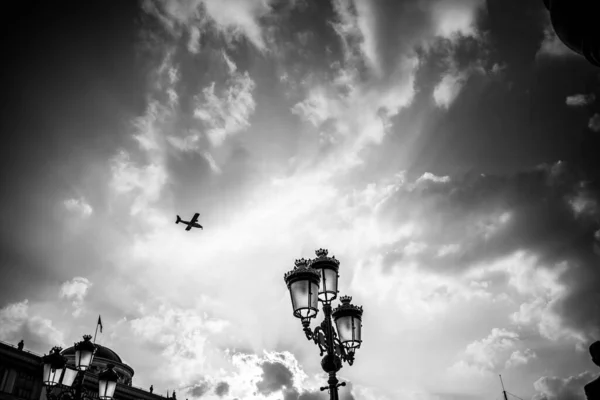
[64,197,93,217]
[566,93,596,107]
[430,0,484,40]
[433,71,467,109]
[194,55,256,147]
[0,300,64,348]
[143,0,274,51]
[537,23,577,59]
[59,277,92,317]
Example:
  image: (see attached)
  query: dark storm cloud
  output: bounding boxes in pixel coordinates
[254,359,354,400]
[378,161,600,339]
[188,381,211,398]
[256,361,294,395]
[214,382,229,397]
[391,0,599,178]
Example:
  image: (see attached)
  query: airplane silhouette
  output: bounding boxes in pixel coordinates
[176,213,203,231]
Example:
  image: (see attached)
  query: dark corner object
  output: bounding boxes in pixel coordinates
[585,341,600,399]
[284,249,364,400]
[542,0,600,67]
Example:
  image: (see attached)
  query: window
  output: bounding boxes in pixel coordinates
[17,387,32,399]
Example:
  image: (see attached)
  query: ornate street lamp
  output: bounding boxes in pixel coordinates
[98,364,119,400]
[284,258,320,321]
[40,335,115,400]
[74,335,96,371]
[284,249,364,400]
[42,347,67,387]
[332,296,363,364]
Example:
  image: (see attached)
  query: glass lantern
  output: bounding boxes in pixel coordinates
[42,347,67,387]
[332,296,363,350]
[309,248,340,302]
[98,364,119,400]
[284,258,321,319]
[74,334,96,371]
[61,367,78,387]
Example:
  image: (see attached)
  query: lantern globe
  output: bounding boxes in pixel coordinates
[284,258,321,319]
[41,347,67,386]
[309,249,340,303]
[61,367,78,387]
[74,334,96,371]
[332,296,363,350]
[98,364,119,400]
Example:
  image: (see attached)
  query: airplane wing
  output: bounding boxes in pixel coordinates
[190,213,200,224]
[186,224,193,231]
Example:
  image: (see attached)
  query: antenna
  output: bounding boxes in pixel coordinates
[499,375,508,400]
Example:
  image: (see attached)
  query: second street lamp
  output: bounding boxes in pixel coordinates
[284,249,364,400]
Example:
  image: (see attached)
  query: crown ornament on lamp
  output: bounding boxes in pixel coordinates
[312,249,340,265]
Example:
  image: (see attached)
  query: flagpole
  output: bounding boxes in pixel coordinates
[93,316,100,344]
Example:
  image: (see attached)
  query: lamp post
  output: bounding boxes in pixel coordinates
[284,249,364,400]
[41,335,119,400]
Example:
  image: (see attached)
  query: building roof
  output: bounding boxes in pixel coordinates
[61,343,122,363]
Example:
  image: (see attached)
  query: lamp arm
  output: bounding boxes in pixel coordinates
[312,326,329,356]
[331,331,355,366]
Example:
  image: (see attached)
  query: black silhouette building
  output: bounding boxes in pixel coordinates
[0,340,165,400]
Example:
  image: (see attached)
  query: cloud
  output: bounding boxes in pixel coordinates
[256,361,295,395]
[142,0,274,52]
[505,348,537,369]
[430,0,485,41]
[214,382,229,397]
[533,372,594,400]
[189,381,211,398]
[110,147,168,216]
[537,23,578,59]
[193,55,256,147]
[374,161,600,342]
[130,304,229,383]
[59,277,92,317]
[433,71,467,108]
[0,300,64,351]
[588,113,600,132]
[188,25,201,53]
[566,94,596,107]
[64,197,93,217]
[451,328,525,374]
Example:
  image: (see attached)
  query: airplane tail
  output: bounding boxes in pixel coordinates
[176,215,181,224]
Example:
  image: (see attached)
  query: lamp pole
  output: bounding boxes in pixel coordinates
[284,249,364,400]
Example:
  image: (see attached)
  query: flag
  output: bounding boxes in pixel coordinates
[97,315,103,333]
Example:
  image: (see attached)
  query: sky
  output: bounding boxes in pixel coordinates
[1,1,600,399]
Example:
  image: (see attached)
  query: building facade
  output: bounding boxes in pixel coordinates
[0,340,166,400]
